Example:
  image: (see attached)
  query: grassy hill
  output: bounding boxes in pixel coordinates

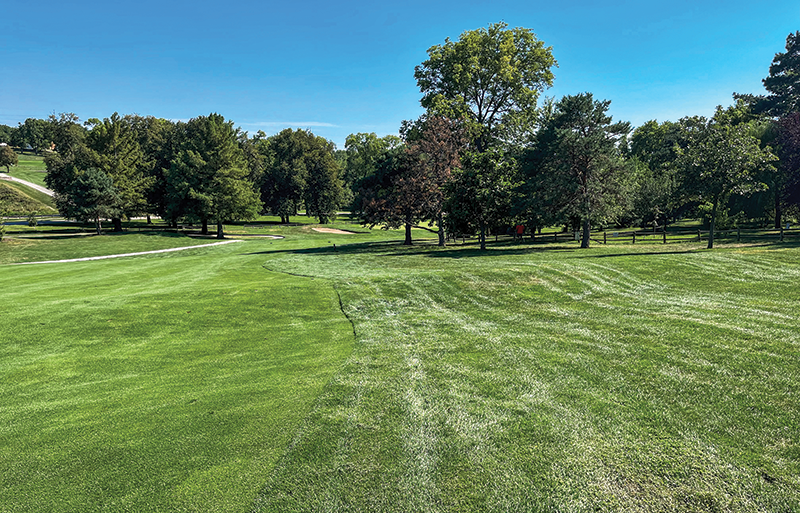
[0,181,56,214]
[0,223,798,511]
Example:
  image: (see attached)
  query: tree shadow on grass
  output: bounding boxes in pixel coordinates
[242,239,578,259]
[242,236,800,262]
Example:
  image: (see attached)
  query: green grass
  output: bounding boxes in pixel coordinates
[5,155,48,187]
[251,239,800,512]
[0,182,56,214]
[0,230,238,264]
[0,179,55,210]
[0,239,354,512]
[1,227,799,511]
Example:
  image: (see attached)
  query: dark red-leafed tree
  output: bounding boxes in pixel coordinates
[406,116,466,246]
[779,112,800,211]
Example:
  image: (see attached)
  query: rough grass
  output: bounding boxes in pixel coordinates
[253,239,800,512]
[0,181,55,214]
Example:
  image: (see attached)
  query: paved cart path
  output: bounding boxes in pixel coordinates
[0,173,55,196]
[10,240,246,265]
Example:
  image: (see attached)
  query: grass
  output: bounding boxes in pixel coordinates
[0,182,56,214]
[5,154,48,187]
[0,230,233,265]
[0,239,354,512]
[252,238,800,512]
[1,225,799,511]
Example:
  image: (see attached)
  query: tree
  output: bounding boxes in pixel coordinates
[526,93,632,248]
[127,115,182,224]
[444,149,518,250]
[85,113,154,231]
[0,125,16,146]
[165,114,261,237]
[55,168,121,235]
[356,147,427,245]
[259,129,343,224]
[343,133,402,203]
[15,118,51,153]
[746,31,800,117]
[415,22,556,151]
[0,145,18,172]
[628,119,697,227]
[678,120,776,248]
[304,145,343,224]
[406,116,466,246]
[779,112,800,212]
[47,113,86,156]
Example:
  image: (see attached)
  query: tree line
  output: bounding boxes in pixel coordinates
[2,23,799,249]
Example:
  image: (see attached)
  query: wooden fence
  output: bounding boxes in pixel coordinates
[521,227,800,245]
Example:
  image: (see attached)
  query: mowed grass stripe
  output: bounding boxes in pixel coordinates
[254,242,800,512]
[0,240,355,512]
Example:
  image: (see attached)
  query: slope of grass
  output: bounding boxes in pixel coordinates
[0,182,55,214]
[252,240,800,512]
[0,239,354,512]
[0,180,56,210]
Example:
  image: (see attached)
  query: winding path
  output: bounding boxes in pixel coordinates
[0,173,55,197]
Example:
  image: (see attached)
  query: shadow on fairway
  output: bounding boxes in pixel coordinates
[243,239,579,259]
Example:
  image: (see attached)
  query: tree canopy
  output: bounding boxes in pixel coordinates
[415,22,556,150]
[525,93,631,248]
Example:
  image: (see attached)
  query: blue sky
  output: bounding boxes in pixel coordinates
[1,0,797,147]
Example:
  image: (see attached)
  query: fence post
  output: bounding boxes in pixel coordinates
[663,230,667,244]
[604,231,607,244]
[697,229,701,241]
[632,232,636,244]
[781,226,785,242]
[554,232,558,243]
[737,227,741,242]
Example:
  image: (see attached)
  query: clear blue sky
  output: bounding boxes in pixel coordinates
[1,0,797,147]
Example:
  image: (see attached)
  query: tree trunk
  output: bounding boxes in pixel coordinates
[437,211,445,247]
[95,217,102,235]
[216,221,224,239]
[112,217,122,232]
[404,223,412,245]
[146,215,152,224]
[775,190,783,230]
[201,219,208,235]
[708,198,718,249]
[581,218,590,248]
[480,220,486,250]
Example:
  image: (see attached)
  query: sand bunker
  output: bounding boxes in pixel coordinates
[312,227,356,234]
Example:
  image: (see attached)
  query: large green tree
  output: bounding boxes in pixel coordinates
[15,118,51,153]
[342,132,402,203]
[415,22,556,151]
[444,148,518,250]
[745,31,800,117]
[84,113,154,230]
[678,120,776,248]
[526,93,632,248]
[55,168,121,235]
[0,125,16,146]
[259,129,343,224]
[165,114,261,237]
